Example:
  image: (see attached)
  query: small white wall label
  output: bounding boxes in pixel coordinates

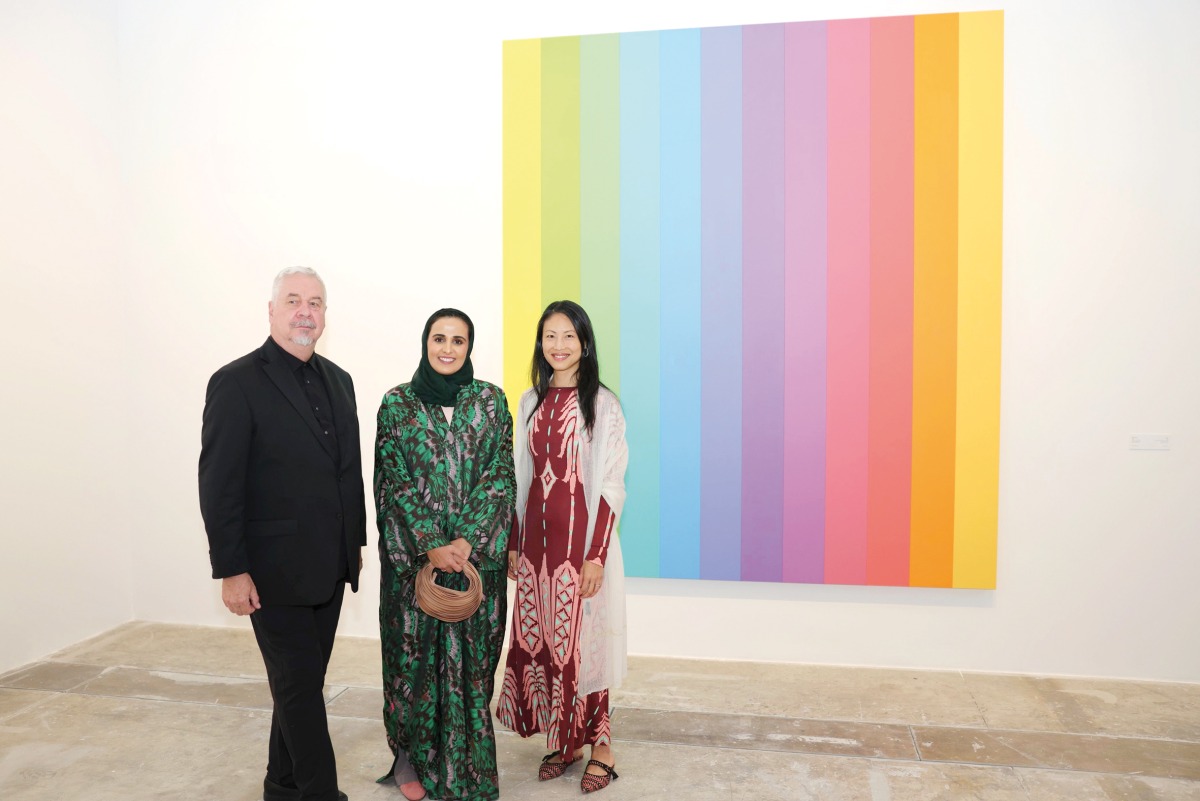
[1129,434,1171,451]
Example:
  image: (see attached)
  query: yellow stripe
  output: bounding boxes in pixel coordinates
[953,11,1003,589]
[503,39,543,415]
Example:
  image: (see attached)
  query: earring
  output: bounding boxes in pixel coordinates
[583,347,589,357]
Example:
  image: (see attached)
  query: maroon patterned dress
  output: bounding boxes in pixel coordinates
[497,387,615,757]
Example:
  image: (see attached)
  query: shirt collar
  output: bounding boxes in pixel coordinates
[266,336,310,372]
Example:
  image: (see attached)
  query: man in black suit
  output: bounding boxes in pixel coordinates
[199,267,365,801]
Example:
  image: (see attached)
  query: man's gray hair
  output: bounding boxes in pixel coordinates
[271,266,327,305]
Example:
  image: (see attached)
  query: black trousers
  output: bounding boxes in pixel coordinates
[251,582,346,801]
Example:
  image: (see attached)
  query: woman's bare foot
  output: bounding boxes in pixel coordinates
[547,747,584,765]
[398,779,426,801]
[589,744,614,767]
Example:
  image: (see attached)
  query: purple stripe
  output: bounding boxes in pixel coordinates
[699,26,742,581]
[782,21,828,583]
[740,24,787,583]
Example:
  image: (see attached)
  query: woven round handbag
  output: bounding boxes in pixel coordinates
[414,561,483,622]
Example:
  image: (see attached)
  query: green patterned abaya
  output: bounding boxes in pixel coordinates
[375,380,515,801]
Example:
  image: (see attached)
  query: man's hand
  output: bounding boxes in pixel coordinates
[222,573,261,616]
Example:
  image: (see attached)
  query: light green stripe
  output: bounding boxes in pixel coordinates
[579,34,621,394]
[540,37,581,306]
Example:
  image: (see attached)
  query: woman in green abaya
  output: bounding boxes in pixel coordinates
[375,308,515,801]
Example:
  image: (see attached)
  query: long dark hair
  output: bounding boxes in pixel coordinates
[529,300,604,434]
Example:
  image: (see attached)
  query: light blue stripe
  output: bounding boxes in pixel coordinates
[699,26,742,580]
[657,29,702,579]
[618,31,661,578]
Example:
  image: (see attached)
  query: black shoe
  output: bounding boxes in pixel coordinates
[263,777,298,801]
[263,777,347,801]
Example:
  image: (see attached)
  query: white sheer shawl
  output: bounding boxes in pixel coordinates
[514,386,628,695]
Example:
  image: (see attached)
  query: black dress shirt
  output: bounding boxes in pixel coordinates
[265,337,349,580]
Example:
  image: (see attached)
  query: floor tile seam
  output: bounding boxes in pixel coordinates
[614,706,1200,745]
[0,660,114,687]
[612,703,918,729]
[605,734,973,767]
[0,690,61,723]
[324,682,385,691]
[1008,763,1200,785]
[911,723,1200,746]
[64,664,122,693]
[965,684,995,730]
[1011,763,1036,801]
[63,685,360,713]
[35,653,299,683]
[907,725,922,762]
[64,663,385,693]
[56,662,385,691]
[328,711,381,722]
[914,754,1200,781]
[609,733,1200,786]
[52,686,281,712]
[68,664,270,683]
[106,661,268,681]
[0,683,87,697]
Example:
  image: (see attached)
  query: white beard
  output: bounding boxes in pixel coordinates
[292,333,314,347]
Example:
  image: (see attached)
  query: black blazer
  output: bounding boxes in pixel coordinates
[199,338,366,606]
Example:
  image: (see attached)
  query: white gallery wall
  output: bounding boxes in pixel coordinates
[0,0,131,669]
[2,0,1198,681]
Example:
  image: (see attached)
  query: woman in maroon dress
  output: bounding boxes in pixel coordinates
[496,300,629,794]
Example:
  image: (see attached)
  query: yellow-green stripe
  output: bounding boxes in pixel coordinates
[540,37,581,305]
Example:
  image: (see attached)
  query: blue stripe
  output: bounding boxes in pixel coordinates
[657,29,702,579]
[699,27,742,580]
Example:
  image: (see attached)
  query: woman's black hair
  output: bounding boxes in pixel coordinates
[529,300,604,434]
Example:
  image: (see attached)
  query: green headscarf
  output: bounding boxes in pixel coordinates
[411,308,474,407]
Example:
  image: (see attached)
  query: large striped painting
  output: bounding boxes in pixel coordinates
[503,12,1003,588]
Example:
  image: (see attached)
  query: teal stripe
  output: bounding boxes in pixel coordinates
[657,29,702,579]
[617,31,660,577]
[580,34,622,394]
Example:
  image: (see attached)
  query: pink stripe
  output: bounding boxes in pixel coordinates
[824,19,871,585]
[866,16,915,586]
[782,21,828,583]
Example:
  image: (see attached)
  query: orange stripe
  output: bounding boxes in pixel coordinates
[909,14,958,588]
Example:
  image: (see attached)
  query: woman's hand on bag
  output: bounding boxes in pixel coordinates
[449,537,472,563]
[507,551,518,580]
[580,559,604,599]
[426,543,467,573]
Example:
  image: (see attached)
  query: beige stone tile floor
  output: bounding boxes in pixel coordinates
[1,622,1198,800]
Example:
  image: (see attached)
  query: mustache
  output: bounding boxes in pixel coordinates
[291,320,316,329]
